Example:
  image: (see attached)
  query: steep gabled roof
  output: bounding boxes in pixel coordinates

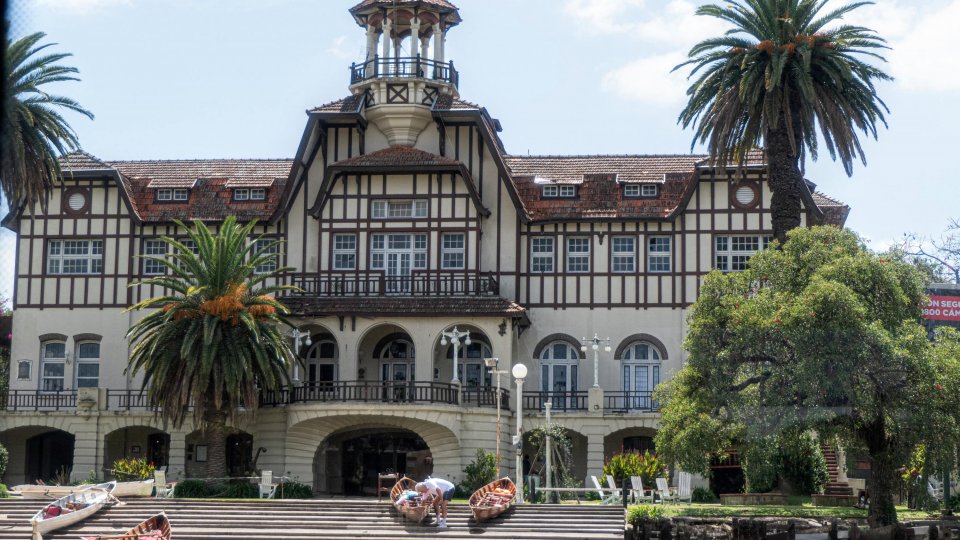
[505,154,705,185]
[330,145,461,169]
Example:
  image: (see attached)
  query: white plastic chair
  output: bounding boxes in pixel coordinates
[154,470,174,498]
[631,476,655,504]
[676,471,692,503]
[259,470,276,499]
[655,477,676,504]
[606,475,622,500]
[591,475,617,505]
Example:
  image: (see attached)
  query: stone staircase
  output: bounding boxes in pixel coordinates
[0,498,625,539]
[821,443,853,497]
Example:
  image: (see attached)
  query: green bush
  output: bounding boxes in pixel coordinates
[691,487,717,503]
[741,438,779,493]
[628,504,665,522]
[584,490,600,501]
[271,481,313,499]
[777,433,828,495]
[173,479,211,498]
[0,443,8,479]
[111,457,154,481]
[460,449,497,494]
[603,451,667,488]
[948,494,960,512]
[216,481,258,499]
[0,483,8,498]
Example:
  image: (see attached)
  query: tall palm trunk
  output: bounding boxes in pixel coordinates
[765,119,805,243]
[203,407,229,479]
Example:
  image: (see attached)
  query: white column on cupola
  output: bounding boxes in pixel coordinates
[366,24,378,61]
[434,24,445,63]
[410,17,421,60]
[420,32,431,78]
[381,17,392,60]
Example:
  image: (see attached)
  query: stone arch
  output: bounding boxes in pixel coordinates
[433,323,494,384]
[102,424,171,472]
[0,425,76,485]
[357,323,416,382]
[532,333,586,360]
[603,426,659,460]
[520,421,589,485]
[614,334,669,360]
[285,411,460,492]
[184,427,254,478]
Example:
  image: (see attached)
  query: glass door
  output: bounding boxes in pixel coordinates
[385,236,413,293]
[540,363,578,410]
[622,364,659,409]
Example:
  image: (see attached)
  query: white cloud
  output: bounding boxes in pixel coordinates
[632,0,728,48]
[33,0,131,13]
[601,51,690,105]
[562,0,647,34]
[325,36,355,61]
[885,0,960,92]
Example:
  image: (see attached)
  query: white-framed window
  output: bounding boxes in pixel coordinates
[234,188,249,201]
[541,185,576,198]
[75,342,100,388]
[452,341,494,387]
[566,237,590,273]
[252,238,279,274]
[624,184,659,197]
[250,188,266,200]
[369,234,428,270]
[612,236,635,272]
[441,233,465,269]
[531,237,554,273]
[233,188,267,201]
[647,236,671,273]
[622,341,662,409]
[172,188,188,201]
[371,199,428,219]
[714,235,773,272]
[40,341,66,392]
[156,188,172,201]
[538,341,580,408]
[333,234,357,270]
[47,239,103,275]
[142,239,167,275]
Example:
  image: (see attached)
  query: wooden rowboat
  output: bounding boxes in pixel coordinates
[80,512,171,540]
[390,477,431,523]
[29,482,115,540]
[110,479,155,498]
[14,482,115,500]
[469,477,516,522]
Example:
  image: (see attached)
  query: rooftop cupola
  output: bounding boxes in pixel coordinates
[347,0,462,146]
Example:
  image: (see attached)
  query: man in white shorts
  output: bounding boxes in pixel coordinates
[415,477,455,528]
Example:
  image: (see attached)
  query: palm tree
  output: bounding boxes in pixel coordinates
[675,0,890,241]
[2,31,94,212]
[126,217,298,479]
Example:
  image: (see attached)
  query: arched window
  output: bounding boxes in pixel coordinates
[304,340,338,384]
[621,341,662,410]
[380,339,415,382]
[448,341,493,387]
[40,341,66,392]
[538,341,580,409]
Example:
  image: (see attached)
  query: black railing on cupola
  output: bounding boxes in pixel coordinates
[350,55,459,87]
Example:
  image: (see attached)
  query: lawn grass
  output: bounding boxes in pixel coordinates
[630,500,934,521]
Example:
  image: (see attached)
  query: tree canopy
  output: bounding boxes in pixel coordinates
[655,226,960,526]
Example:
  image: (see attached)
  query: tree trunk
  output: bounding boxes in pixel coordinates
[765,122,805,243]
[865,421,899,527]
[203,407,228,479]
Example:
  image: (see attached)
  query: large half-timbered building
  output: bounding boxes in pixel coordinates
[0,0,849,494]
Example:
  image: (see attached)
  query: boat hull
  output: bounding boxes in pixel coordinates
[390,477,432,524]
[469,477,517,522]
[111,479,155,497]
[30,484,113,539]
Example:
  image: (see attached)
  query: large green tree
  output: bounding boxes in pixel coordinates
[2,32,93,212]
[654,226,960,526]
[126,217,297,479]
[675,0,890,241]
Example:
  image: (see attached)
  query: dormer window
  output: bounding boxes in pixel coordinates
[624,184,658,198]
[371,199,428,219]
[234,188,266,201]
[156,188,189,202]
[541,185,576,198]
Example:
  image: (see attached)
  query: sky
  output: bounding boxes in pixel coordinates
[2,0,959,306]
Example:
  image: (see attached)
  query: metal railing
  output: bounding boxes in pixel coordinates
[285,272,498,297]
[603,391,659,413]
[522,391,588,412]
[3,390,77,411]
[106,389,159,411]
[461,386,511,409]
[350,55,459,87]
[260,381,459,406]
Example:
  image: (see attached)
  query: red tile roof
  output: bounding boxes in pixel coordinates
[146,178,197,189]
[331,145,461,169]
[349,0,459,15]
[506,154,705,184]
[283,295,524,317]
[309,95,363,114]
[432,95,481,110]
[812,191,851,226]
[59,151,113,171]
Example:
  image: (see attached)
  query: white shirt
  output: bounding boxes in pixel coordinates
[423,478,455,493]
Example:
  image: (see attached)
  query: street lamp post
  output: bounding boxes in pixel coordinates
[512,362,527,503]
[485,357,508,478]
[440,327,471,384]
[290,328,312,384]
[580,334,612,388]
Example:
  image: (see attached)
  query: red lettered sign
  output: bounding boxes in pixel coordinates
[924,295,960,321]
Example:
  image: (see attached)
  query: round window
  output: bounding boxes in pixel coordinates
[68,191,87,211]
[732,182,759,208]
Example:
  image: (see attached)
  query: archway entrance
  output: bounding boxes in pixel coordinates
[314,428,432,496]
[104,427,170,472]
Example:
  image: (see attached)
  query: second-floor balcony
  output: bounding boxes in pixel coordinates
[285,271,498,297]
[350,55,459,88]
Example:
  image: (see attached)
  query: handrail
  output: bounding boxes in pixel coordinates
[261,381,459,406]
[3,389,77,411]
[350,55,459,87]
[461,386,511,409]
[603,391,659,412]
[283,271,498,297]
[522,391,588,412]
[106,389,159,411]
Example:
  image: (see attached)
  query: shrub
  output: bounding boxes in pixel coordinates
[691,487,717,503]
[174,479,211,498]
[0,443,8,479]
[628,504,665,522]
[0,483,8,498]
[272,481,313,499]
[584,489,600,501]
[76,469,100,485]
[216,481,258,499]
[460,449,497,494]
[741,438,779,493]
[777,433,828,495]
[112,457,154,481]
[603,451,667,488]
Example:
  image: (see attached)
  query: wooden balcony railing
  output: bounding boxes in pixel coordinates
[350,55,459,87]
[521,391,588,412]
[3,390,77,411]
[603,391,659,413]
[284,272,498,297]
